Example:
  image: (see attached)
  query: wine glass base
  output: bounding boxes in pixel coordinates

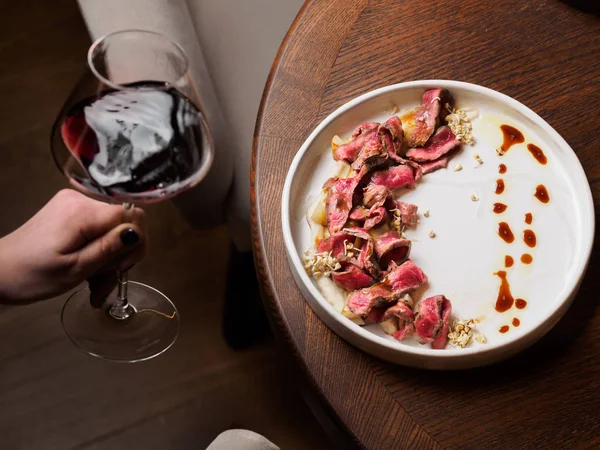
[61,281,179,362]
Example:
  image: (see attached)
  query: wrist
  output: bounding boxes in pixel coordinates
[0,234,22,304]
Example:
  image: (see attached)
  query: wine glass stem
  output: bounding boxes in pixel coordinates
[108,203,135,320]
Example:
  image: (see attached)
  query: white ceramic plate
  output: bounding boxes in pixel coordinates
[281,80,594,370]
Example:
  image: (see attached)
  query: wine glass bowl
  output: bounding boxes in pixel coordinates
[51,30,214,205]
[51,30,214,361]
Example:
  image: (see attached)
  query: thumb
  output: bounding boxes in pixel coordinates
[76,224,143,276]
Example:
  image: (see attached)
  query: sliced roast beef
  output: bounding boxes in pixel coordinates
[378,115,404,159]
[351,133,388,171]
[363,184,389,208]
[349,205,369,221]
[347,260,427,316]
[317,228,358,259]
[383,300,415,341]
[363,206,387,230]
[369,165,415,190]
[391,201,418,227]
[414,295,452,349]
[352,122,380,138]
[419,157,449,174]
[406,126,460,162]
[374,231,411,269]
[407,88,454,147]
[333,127,377,164]
[331,262,373,291]
[342,227,379,278]
[364,306,386,324]
[325,168,368,234]
[317,225,368,251]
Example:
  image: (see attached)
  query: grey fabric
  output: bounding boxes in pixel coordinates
[76,0,303,250]
[206,429,280,450]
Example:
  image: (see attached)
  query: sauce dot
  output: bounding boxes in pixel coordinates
[525,212,533,224]
[521,253,533,264]
[499,325,510,333]
[498,164,507,174]
[523,229,537,248]
[494,270,515,312]
[495,179,505,195]
[512,318,520,327]
[500,125,525,152]
[515,299,527,309]
[498,222,515,243]
[493,203,508,214]
[527,143,547,165]
[534,184,549,203]
[505,255,514,268]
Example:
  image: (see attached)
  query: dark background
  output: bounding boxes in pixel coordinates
[0,1,331,448]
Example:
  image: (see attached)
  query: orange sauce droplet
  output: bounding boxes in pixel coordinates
[505,255,514,268]
[512,318,520,327]
[498,164,507,174]
[498,222,515,243]
[527,144,547,165]
[495,179,505,195]
[534,184,549,203]
[494,270,514,312]
[523,229,537,248]
[500,125,525,152]
[499,325,510,333]
[521,253,533,264]
[515,299,527,309]
[493,202,508,214]
[525,212,532,224]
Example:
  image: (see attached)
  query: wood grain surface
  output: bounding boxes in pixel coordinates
[251,0,600,448]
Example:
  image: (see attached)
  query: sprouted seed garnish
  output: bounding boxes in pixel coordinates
[445,105,475,145]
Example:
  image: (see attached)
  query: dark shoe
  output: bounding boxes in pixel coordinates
[223,244,272,349]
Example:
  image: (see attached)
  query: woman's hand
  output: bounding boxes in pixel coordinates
[0,189,147,304]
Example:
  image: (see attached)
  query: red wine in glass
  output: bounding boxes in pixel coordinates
[61,81,206,202]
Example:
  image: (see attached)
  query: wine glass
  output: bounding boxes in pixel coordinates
[50,30,214,362]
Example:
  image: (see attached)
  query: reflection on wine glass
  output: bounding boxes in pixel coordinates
[50,30,214,362]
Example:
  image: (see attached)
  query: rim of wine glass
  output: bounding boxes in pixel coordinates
[87,29,190,92]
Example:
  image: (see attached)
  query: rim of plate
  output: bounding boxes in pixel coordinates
[281,79,595,359]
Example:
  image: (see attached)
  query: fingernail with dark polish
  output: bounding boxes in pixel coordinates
[120,228,140,246]
[90,292,107,309]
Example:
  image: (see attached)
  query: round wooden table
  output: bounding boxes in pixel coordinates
[251,1,600,448]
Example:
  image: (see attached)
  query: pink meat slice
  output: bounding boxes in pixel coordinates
[383,300,415,341]
[369,165,415,190]
[331,262,373,291]
[317,226,369,255]
[414,295,452,349]
[419,157,449,174]
[325,167,368,234]
[352,122,380,138]
[374,231,412,269]
[406,126,460,162]
[351,133,389,171]
[363,184,389,208]
[363,206,387,230]
[333,123,379,163]
[388,200,418,227]
[378,115,404,160]
[407,88,454,147]
[347,260,427,316]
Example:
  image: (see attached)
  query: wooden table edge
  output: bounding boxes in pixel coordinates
[249,1,442,448]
